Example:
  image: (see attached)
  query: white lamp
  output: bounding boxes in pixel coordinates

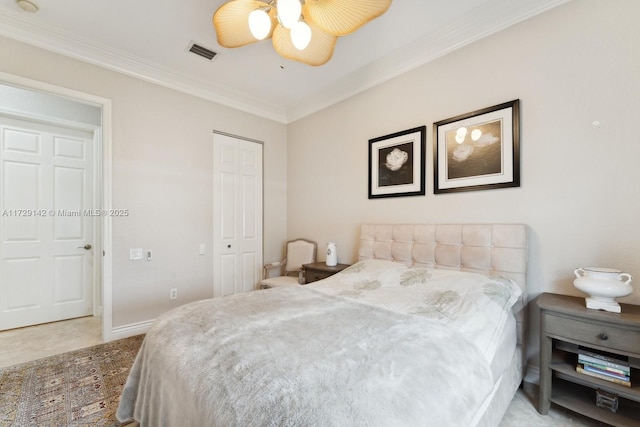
[277,0,301,29]
[291,21,312,50]
[248,9,271,40]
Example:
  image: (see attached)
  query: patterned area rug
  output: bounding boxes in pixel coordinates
[0,334,144,427]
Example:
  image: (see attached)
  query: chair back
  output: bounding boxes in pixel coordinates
[284,239,317,274]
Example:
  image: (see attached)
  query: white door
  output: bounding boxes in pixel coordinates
[0,117,94,330]
[213,133,263,297]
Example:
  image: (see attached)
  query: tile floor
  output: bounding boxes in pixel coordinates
[0,315,102,369]
[0,317,607,426]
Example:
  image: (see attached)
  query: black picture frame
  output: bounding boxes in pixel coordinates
[434,99,520,194]
[368,126,426,199]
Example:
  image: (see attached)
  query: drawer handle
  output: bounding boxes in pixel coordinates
[597,333,608,341]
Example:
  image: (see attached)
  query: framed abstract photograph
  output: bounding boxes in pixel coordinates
[434,99,520,194]
[368,126,426,199]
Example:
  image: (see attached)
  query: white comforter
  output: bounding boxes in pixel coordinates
[309,260,522,363]
[117,261,521,427]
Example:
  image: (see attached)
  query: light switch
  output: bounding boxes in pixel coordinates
[130,248,144,260]
[199,244,206,255]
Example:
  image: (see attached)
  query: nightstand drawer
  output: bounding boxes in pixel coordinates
[302,263,350,283]
[545,313,640,354]
[305,270,334,282]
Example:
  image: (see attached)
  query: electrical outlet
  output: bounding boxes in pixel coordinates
[170,288,178,300]
[145,250,152,261]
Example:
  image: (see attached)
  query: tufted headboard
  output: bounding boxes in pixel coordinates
[358,224,529,356]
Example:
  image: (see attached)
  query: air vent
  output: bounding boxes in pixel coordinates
[188,42,217,61]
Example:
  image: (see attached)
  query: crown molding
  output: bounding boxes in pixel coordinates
[0,7,288,123]
[286,0,570,123]
[0,0,569,125]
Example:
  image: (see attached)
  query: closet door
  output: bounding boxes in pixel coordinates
[212,132,263,297]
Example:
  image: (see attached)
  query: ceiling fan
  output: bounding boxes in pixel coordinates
[212,0,392,66]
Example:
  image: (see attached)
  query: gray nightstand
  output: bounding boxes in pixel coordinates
[537,293,640,425]
[302,262,350,283]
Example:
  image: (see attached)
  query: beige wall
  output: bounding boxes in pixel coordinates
[0,36,288,328]
[287,0,640,366]
[1,0,638,369]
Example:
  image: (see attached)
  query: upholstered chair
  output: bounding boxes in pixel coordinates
[261,238,317,288]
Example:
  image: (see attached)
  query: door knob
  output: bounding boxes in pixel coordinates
[78,244,92,250]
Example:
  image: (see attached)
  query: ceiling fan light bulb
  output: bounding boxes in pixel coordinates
[291,21,311,50]
[248,9,271,40]
[277,0,301,29]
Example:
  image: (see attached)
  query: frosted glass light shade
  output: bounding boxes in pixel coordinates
[248,9,271,40]
[277,0,301,29]
[291,21,311,50]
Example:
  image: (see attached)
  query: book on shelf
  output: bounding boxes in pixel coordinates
[583,364,630,381]
[576,364,631,387]
[577,349,630,373]
[578,357,630,376]
[578,351,631,375]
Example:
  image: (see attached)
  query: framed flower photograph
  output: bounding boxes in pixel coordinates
[434,100,520,194]
[368,126,426,199]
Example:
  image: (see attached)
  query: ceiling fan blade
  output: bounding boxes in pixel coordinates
[302,0,392,36]
[272,22,337,66]
[213,0,277,48]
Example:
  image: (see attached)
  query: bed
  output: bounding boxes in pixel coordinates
[117,223,528,426]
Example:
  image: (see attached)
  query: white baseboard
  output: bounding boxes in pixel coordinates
[109,319,154,341]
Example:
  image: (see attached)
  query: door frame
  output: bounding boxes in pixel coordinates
[0,71,114,341]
